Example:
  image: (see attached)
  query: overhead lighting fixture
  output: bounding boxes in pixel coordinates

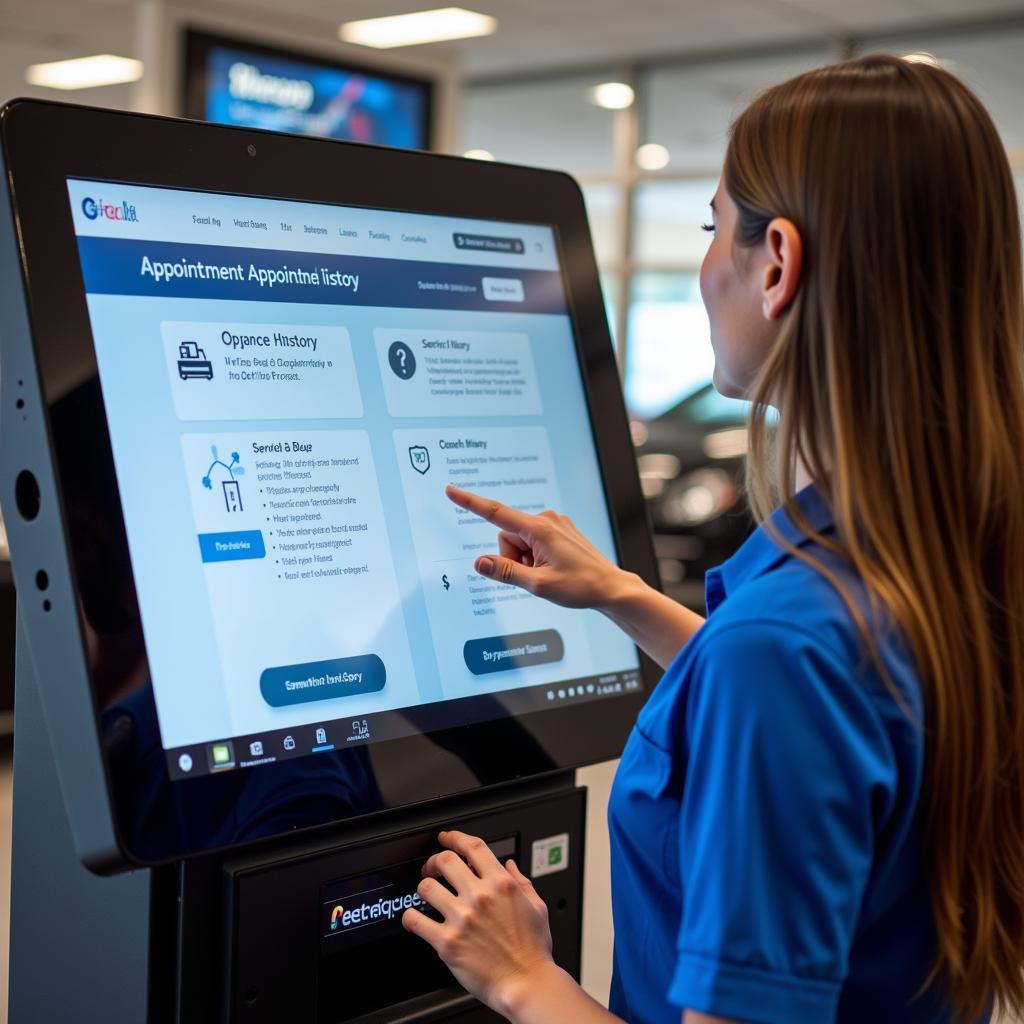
[590,82,634,110]
[463,148,495,161]
[25,54,143,90]
[636,143,670,171]
[902,52,941,67]
[340,8,497,49]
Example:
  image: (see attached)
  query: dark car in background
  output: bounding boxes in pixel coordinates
[633,384,753,611]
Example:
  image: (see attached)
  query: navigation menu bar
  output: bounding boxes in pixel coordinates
[67,178,559,272]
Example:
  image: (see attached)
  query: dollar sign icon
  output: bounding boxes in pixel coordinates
[442,574,450,591]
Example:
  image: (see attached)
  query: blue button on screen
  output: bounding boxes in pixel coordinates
[260,654,387,707]
[198,530,266,562]
[463,629,564,676]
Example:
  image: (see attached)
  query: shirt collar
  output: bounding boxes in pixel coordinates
[704,482,835,614]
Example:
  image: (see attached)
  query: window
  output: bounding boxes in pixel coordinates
[624,273,714,418]
[633,179,717,266]
[583,183,622,268]
[460,73,619,171]
[641,48,836,175]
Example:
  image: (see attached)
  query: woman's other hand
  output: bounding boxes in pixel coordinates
[445,484,633,611]
[403,830,554,1014]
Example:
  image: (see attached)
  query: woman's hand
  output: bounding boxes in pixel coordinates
[402,830,555,1015]
[445,485,707,669]
[446,484,634,611]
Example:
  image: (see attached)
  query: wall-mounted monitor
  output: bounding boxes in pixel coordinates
[183,29,433,150]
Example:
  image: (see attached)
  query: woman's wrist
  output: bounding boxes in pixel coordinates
[493,959,574,1023]
[595,568,650,618]
[596,568,706,670]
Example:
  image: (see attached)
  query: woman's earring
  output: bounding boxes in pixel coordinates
[762,300,771,318]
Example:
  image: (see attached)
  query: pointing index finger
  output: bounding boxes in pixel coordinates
[446,485,535,537]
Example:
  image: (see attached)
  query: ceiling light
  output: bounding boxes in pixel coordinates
[636,143,670,170]
[463,148,495,161]
[340,8,497,48]
[902,52,941,67]
[590,82,634,110]
[25,54,143,90]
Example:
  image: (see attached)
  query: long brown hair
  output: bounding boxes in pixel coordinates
[725,54,1024,1019]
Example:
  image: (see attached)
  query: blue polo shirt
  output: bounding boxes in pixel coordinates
[607,484,975,1024]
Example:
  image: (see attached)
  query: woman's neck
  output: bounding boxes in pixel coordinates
[794,455,814,493]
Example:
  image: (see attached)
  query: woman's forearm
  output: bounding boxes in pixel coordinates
[599,571,706,669]
[496,961,625,1024]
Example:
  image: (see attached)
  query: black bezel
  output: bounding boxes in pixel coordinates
[181,27,435,151]
[0,99,660,866]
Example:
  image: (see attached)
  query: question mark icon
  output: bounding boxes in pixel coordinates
[388,340,416,380]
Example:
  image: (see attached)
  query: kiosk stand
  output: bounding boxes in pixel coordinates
[9,621,151,1021]
[9,620,588,1023]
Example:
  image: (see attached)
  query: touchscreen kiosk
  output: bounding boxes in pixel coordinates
[1,99,658,1022]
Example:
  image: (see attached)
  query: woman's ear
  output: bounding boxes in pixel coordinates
[761,217,803,320]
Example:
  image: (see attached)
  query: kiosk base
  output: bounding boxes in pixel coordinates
[8,621,587,1023]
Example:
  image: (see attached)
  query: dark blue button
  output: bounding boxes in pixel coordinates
[463,629,564,676]
[198,530,266,563]
[260,655,386,707]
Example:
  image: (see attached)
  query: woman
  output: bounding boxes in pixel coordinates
[401,55,1024,1023]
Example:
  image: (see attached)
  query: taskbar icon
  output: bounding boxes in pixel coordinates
[207,740,235,772]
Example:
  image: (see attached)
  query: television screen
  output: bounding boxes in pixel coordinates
[184,30,432,150]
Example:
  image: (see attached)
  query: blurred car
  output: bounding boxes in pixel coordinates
[633,384,753,611]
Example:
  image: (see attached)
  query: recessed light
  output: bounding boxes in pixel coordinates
[340,8,497,49]
[25,54,143,90]
[590,82,634,110]
[902,52,941,67]
[463,148,495,161]
[636,143,670,170]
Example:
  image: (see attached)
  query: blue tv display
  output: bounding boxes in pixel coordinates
[184,31,432,150]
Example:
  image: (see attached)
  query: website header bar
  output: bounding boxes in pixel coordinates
[67,178,560,272]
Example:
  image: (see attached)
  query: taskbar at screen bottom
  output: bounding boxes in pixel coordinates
[165,668,644,781]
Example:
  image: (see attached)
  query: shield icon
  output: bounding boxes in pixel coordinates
[409,445,430,475]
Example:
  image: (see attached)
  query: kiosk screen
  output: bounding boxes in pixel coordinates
[66,179,642,782]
